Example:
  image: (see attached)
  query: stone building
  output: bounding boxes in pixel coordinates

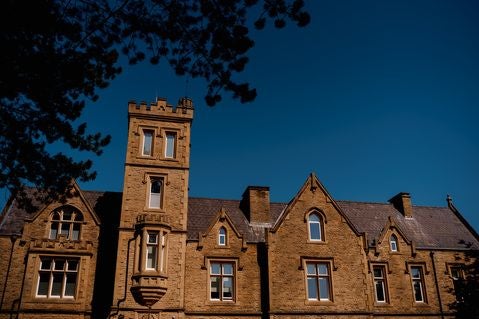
[0,97,478,319]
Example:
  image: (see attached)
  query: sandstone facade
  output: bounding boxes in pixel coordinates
[1,98,478,319]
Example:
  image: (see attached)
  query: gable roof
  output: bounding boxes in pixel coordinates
[0,189,122,236]
[1,188,478,250]
[187,197,286,242]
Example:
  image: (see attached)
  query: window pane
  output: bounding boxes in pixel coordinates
[210,276,220,299]
[60,223,70,236]
[375,281,385,301]
[51,273,63,296]
[54,259,65,270]
[319,277,330,300]
[149,180,162,208]
[143,130,153,156]
[317,264,328,275]
[52,212,60,220]
[148,233,158,244]
[223,277,233,299]
[165,133,176,158]
[64,273,77,297]
[210,263,221,275]
[72,224,80,240]
[62,209,73,221]
[411,267,421,279]
[309,214,320,222]
[40,259,52,270]
[222,263,233,275]
[74,212,83,222]
[309,223,321,240]
[373,268,383,278]
[37,273,50,296]
[67,260,78,271]
[306,263,316,275]
[49,223,58,239]
[307,277,318,299]
[413,281,423,301]
[147,245,158,269]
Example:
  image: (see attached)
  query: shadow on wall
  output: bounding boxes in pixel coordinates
[91,192,122,319]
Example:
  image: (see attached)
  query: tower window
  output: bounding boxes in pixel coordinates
[142,129,154,156]
[148,178,163,209]
[165,132,176,158]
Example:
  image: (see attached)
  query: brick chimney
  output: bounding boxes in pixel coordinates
[240,186,270,224]
[389,192,413,218]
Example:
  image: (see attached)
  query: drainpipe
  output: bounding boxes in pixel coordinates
[109,235,136,318]
[430,251,444,319]
[0,235,17,310]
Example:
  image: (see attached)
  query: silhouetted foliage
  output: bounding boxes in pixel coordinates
[0,0,310,206]
[449,249,479,318]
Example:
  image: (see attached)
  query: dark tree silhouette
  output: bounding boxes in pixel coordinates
[0,0,310,207]
[449,250,479,318]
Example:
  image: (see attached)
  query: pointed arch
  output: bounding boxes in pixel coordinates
[307,211,324,241]
[389,234,398,252]
[218,226,227,246]
[48,205,84,240]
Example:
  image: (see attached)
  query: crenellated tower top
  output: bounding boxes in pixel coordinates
[127,97,194,122]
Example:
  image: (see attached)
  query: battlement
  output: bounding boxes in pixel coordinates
[128,97,194,120]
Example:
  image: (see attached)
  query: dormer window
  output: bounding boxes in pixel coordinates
[218,227,227,246]
[390,234,398,252]
[308,212,323,241]
[49,206,83,240]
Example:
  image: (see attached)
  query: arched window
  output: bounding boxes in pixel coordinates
[218,227,227,246]
[49,206,83,240]
[390,234,398,252]
[308,213,323,241]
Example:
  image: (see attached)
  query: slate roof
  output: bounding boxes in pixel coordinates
[1,190,478,250]
[337,201,479,250]
[187,197,287,242]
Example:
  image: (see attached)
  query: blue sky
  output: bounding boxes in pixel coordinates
[4,1,479,232]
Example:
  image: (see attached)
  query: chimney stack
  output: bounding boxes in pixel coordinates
[240,186,270,224]
[389,192,413,218]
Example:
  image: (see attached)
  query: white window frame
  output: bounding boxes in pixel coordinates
[141,228,168,273]
[308,213,323,241]
[36,257,79,299]
[306,262,332,301]
[410,266,426,303]
[218,227,227,246]
[148,177,163,209]
[390,234,398,252]
[142,129,154,156]
[373,265,388,303]
[209,261,235,301]
[164,131,177,159]
[49,206,83,241]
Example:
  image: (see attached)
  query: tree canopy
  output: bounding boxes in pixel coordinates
[0,0,310,207]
